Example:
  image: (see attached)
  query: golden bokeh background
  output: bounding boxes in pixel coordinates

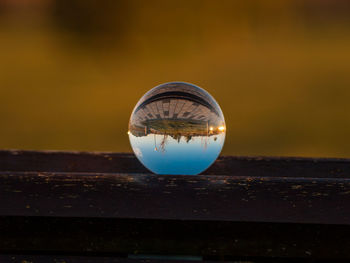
[1,0,350,157]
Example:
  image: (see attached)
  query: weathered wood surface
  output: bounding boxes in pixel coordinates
[1,150,350,178]
[0,256,212,263]
[1,150,350,261]
[0,257,240,263]
[0,171,350,224]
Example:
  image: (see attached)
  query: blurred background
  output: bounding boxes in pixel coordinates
[0,0,350,157]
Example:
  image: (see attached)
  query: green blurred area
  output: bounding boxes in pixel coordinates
[0,0,350,157]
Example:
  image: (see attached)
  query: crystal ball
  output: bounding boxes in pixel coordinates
[128,82,226,175]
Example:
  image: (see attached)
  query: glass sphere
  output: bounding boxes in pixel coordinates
[128,82,226,175]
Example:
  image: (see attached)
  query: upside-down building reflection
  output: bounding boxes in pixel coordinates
[129,82,225,151]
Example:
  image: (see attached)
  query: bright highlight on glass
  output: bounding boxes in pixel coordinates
[128,81,226,175]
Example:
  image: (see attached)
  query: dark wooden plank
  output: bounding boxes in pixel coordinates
[1,150,350,178]
[1,150,350,261]
[0,255,217,263]
[0,150,148,174]
[0,256,206,263]
[0,171,349,224]
[1,216,350,261]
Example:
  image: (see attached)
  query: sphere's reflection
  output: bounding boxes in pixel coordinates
[128,82,226,175]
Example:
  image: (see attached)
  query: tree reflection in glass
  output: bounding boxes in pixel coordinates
[128,82,226,175]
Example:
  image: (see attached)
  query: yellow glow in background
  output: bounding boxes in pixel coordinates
[0,0,350,157]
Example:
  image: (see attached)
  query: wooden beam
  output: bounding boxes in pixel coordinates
[1,150,350,178]
[1,150,350,261]
[0,171,349,224]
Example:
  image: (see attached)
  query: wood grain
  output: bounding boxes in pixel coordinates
[0,171,349,224]
[1,150,350,261]
[1,150,350,178]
